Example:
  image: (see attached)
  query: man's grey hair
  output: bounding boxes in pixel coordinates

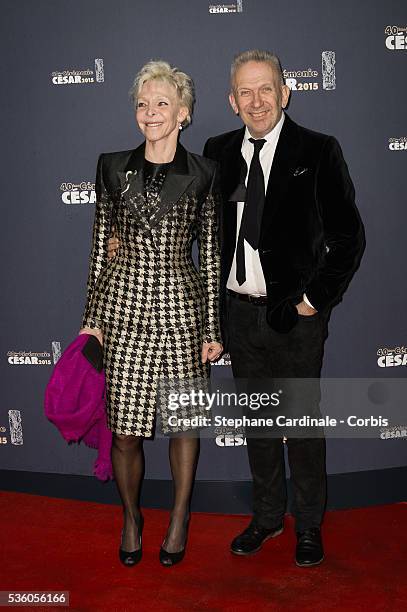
[230,50,284,90]
[129,60,195,128]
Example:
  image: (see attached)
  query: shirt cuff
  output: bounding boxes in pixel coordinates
[303,293,316,310]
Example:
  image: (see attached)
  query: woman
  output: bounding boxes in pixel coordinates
[80,61,223,567]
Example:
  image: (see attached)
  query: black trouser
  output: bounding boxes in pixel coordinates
[226,293,328,532]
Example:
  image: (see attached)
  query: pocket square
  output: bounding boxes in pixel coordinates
[293,167,308,176]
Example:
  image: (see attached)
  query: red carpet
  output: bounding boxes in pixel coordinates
[0,492,406,611]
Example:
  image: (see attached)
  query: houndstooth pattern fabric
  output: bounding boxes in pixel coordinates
[81,145,221,437]
[103,322,209,436]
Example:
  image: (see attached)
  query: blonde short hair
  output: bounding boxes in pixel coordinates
[129,60,195,128]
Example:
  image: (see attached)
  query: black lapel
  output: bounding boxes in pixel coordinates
[117,142,145,195]
[260,114,301,243]
[116,141,196,232]
[219,128,246,262]
[116,142,149,230]
[150,142,196,228]
[220,128,246,203]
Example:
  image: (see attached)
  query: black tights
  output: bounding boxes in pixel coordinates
[112,434,199,553]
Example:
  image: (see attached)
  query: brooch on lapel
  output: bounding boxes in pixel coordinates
[121,169,137,195]
[293,167,309,177]
[112,170,138,208]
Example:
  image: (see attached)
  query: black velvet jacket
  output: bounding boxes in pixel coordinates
[203,113,365,335]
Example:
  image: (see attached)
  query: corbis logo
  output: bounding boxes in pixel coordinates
[388,137,407,151]
[211,352,232,367]
[377,345,407,368]
[51,58,104,85]
[385,26,407,50]
[380,425,407,440]
[60,181,96,205]
[209,1,243,14]
[7,341,61,366]
[284,51,336,93]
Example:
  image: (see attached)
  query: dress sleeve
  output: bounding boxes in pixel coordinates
[81,154,112,329]
[197,164,222,344]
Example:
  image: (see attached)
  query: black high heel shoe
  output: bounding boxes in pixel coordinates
[119,513,143,567]
[159,515,190,567]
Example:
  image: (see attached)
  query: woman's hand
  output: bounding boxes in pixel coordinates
[79,327,103,346]
[201,342,223,363]
[107,234,120,259]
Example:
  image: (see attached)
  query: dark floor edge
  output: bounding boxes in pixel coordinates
[1,467,406,513]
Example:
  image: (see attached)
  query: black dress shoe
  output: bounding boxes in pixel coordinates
[295,527,324,567]
[119,514,143,567]
[159,546,186,567]
[159,516,190,567]
[230,520,284,555]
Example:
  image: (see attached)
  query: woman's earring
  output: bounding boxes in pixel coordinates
[179,123,183,131]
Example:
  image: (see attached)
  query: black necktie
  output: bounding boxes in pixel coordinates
[236,138,266,286]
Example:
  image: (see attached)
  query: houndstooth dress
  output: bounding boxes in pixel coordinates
[82,142,222,437]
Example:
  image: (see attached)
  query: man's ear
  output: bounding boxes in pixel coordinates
[229,92,239,115]
[281,84,290,109]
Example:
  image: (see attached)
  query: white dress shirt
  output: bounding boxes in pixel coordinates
[227,112,285,296]
[226,112,314,309]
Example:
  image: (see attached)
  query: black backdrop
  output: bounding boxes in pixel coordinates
[1,0,406,511]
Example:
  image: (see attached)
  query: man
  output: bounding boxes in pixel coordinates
[108,49,365,567]
[202,49,365,567]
